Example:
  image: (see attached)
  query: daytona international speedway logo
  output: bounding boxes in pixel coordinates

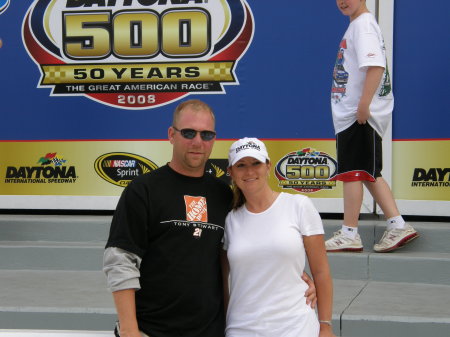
[22,0,254,109]
[4,152,77,184]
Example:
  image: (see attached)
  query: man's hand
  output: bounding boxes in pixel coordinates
[302,271,317,309]
[118,328,144,337]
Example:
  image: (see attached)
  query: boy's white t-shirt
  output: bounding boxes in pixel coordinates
[331,12,394,136]
[223,192,324,337]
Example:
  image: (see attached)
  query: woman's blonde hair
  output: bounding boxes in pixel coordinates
[229,159,271,210]
[231,181,246,210]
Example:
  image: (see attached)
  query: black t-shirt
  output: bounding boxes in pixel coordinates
[106,165,232,337]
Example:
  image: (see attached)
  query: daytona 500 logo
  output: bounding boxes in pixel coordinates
[23,0,254,109]
[275,148,337,193]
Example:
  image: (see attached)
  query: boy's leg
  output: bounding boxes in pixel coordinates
[343,180,364,227]
[364,177,419,252]
[363,177,399,218]
[326,123,372,252]
[325,181,364,252]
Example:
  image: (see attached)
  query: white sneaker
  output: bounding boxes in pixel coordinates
[373,223,419,253]
[325,230,363,252]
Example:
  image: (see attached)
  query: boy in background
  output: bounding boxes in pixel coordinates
[326,0,419,252]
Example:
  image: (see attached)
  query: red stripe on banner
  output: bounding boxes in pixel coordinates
[210,5,253,61]
[87,91,189,108]
[23,10,64,65]
[393,138,450,141]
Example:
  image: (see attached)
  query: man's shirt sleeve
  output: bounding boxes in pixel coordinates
[103,246,142,292]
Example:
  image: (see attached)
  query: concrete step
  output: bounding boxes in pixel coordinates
[369,251,450,284]
[336,280,450,337]
[0,242,104,271]
[7,241,446,283]
[1,271,449,337]
[0,215,449,336]
[0,218,449,281]
[1,215,448,252]
[325,251,450,285]
[0,215,111,242]
[0,331,113,337]
[0,270,115,331]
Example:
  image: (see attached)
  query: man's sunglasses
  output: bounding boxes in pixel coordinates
[172,126,216,141]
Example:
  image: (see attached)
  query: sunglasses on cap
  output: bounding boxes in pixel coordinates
[172,126,216,141]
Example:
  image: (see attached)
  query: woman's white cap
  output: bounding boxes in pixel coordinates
[228,137,270,167]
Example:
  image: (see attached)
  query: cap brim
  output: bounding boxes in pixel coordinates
[229,152,268,167]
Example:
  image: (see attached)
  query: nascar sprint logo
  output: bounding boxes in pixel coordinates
[275,148,337,193]
[94,152,158,187]
[23,0,254,109]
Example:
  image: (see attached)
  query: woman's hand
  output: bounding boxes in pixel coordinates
[319,322,336,337]
[301,272,317,309]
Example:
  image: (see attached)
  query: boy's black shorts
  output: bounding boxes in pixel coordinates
[333,122,382,182]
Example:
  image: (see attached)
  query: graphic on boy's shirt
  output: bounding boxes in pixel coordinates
[379,64,392,97]
[184,195,208,222]
[331,38,392,102]
[331,39,348,103]
[377,38,392,97]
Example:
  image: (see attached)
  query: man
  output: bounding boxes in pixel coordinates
[103,99,316,337]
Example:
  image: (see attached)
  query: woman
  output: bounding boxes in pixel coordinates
[221,137,336,337]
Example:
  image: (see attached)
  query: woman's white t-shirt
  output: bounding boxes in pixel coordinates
[223,192,324,337]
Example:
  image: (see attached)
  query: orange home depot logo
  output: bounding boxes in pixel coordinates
[184,195,208,222]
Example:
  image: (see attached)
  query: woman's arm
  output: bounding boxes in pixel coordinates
[220,248,230,314]
[304,234,336,337]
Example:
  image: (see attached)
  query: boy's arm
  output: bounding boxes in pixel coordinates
[357,66,385,124]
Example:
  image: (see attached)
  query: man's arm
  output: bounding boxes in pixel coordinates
[357,66,385,124]
[103,247,143,337]
[112,289,142,337]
